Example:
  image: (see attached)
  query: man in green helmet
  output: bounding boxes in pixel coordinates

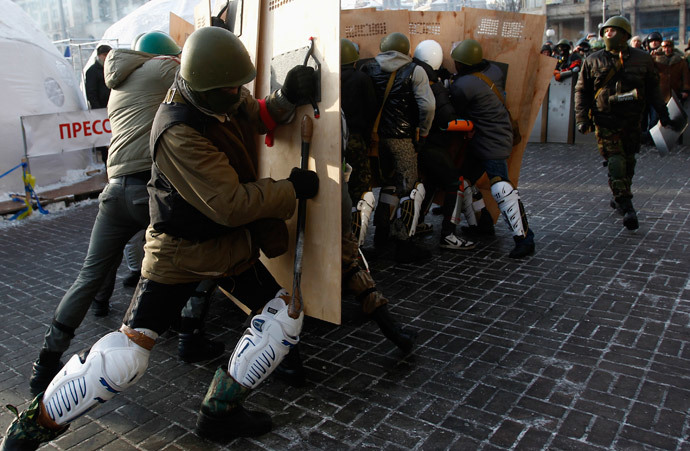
[449,38,536,259]
[575,16,682,230]
[1,26,318,449]
[25,31,197,397]
[554,38,582,81]
[361,31,436,264]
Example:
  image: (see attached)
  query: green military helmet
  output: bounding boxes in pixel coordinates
[599,16,632,38]
[180,26,256,92]
[134,31,181,56]
[341,38,359,65]
[380,32,410,55]
[590,38,605,50]
[556,38,571,49]
[451,39,483,66]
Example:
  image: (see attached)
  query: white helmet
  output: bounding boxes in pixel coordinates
[414,39,443,70]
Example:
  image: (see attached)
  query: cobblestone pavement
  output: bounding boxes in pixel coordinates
[1,142,689,450]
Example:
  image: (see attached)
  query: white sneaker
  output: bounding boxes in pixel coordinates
[440,233,476,250]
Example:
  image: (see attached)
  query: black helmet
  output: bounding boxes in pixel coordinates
[647,31,663,42]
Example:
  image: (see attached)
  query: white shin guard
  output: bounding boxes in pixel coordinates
[451,179,476,226]
[462,181,478,226]
[356,191,376,246]
[228,290,304,389]
[491,180,526,237]
[42,329,153,425]
[407,183,426,237]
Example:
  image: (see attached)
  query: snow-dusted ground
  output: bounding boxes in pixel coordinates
[0,196,98,230]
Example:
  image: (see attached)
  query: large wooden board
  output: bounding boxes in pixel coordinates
[169,12,195,47]
[254,0,342,324]
[341,8,552,220]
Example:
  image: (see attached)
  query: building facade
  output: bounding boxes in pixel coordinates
[523,0,689,46]
[12,0,147,41]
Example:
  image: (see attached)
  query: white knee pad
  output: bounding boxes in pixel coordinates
[42,330,151,425]
[228,289,304,389]
[356,191,376,246]
[491,180,525,237]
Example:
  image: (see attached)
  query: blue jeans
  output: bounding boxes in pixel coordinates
[482,159,510,182]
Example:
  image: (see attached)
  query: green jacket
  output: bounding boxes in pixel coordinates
[104,49,180,178]
[574,47,668,128]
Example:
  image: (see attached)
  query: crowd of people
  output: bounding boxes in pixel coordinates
[7,16,683,451]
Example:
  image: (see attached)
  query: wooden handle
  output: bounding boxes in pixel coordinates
[301,115,313,144]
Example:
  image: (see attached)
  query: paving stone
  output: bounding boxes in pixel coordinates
[1,143,690,449]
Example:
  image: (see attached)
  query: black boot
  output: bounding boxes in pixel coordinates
[462,208,496,237]
[178,318,225,363]
[509,229,535,259]
[29,351,63,396]
[272,345,306,387]
[92,298,109,317]
[370,305,416,354]
[618,199,639,230]
[623,209,639,230]
[196,367,272,440]
[394,240,431,264]
[122,270,141,288]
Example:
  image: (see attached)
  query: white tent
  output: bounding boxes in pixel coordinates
[0,0,87,196]
[97,0,197,50]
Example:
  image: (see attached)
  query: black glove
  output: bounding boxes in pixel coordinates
[281,65,316,104]
[288,167,319,199]
[577,121,592,134]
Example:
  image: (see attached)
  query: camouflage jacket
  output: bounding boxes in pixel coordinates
[574,47,669,128]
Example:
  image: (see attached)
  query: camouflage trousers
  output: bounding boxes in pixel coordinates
[344,132,372,203]
[595,125,640,203]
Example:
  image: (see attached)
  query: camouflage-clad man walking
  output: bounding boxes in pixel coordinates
[574,16,682,230]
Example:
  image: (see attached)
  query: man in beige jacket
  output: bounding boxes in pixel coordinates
[2,27,318,449]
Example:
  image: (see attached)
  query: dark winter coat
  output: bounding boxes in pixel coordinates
[450,61,513,160]
[85,58,110,108]
[341,64,377,137]
[361,51,435,139]
[574,47,669,129]
[653,51,690,102]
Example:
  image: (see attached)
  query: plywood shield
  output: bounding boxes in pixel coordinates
[169,12,194,47]
[341,8,553,221]
[253,0,342,324]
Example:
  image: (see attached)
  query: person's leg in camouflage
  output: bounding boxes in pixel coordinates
[596,126,639,230]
